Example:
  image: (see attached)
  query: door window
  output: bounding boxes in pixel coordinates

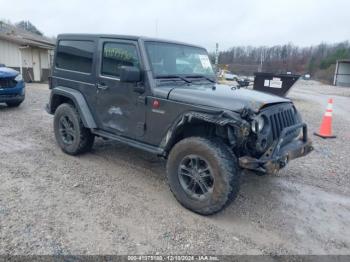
[101,42,140,78]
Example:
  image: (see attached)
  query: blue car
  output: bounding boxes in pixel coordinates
[0,64,25,107]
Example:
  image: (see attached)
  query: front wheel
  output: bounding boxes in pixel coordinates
[166,137,241,215]
[54,103,94,155]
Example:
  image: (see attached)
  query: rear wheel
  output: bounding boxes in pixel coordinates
[166,137,241,215]
[54,103,94,155]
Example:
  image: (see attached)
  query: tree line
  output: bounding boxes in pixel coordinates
[212,41,350,83]
[3,19,349,83]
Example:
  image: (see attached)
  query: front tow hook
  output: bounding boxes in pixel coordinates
[279,155,289,168]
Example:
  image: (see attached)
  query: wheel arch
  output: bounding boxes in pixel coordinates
[160,111,251,156]
[48,86,97,128]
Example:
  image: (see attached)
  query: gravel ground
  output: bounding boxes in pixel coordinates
[0,80,350,255]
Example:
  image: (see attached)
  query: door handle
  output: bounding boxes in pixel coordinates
[96,83,109,90]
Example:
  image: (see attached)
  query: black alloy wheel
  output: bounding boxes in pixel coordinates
[178,154,214,200]
[59,115,76,145]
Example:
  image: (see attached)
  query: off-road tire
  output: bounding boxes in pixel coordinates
[166,137,240,215]
[54,103,94,155]
[6,100,23,107]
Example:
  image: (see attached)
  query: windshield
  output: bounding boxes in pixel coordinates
[145,42,215,78]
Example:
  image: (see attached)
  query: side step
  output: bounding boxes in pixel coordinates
[92,129,165,155]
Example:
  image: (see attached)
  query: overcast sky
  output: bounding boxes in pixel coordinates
[1,0,349,51]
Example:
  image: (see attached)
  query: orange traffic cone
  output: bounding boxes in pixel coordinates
[314,98,336,138]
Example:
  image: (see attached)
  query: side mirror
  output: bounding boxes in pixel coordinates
[120,66,141,83]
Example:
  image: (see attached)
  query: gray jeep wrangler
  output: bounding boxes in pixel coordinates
[47,34,313,215]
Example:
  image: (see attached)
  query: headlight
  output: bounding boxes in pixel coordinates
[251,116,265,133]
[15,74,23,82]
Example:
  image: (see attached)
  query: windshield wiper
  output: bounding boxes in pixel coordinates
[185,74,216,83]
[156,75,192,83]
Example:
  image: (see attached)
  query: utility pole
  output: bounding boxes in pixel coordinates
[215,43,219,73]
[259,49,264,72]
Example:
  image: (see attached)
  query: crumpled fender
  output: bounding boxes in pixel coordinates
[160,110,251,152]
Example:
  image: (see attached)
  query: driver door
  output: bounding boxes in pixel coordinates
[94,39,145,138]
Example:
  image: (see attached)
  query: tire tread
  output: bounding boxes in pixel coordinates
[54,103,94,155]
[166,137,240,215]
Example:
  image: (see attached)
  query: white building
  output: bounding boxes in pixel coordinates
[334,60,350,87]
[0,22,55,82]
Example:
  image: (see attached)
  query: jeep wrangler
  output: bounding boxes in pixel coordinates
[47,34,313,215]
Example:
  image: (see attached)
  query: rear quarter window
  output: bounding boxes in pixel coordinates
[55,40,94,74]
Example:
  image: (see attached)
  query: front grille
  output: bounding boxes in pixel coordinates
[268,106,296,140]
[0,94,17,99]
[0,77,17,88]
[261,103,298,140]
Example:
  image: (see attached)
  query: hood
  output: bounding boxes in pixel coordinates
[0,67,19,78]
[167,83,291,113]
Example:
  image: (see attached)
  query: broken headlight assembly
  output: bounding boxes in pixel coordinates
[251,116,265,133]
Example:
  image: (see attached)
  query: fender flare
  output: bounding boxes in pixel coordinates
[160,110,250,154]
[49,86,97,128]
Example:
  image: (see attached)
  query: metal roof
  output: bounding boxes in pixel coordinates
[0,22,55,49]
[336,59,350,63]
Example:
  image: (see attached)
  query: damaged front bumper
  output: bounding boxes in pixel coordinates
[239,123,314,174]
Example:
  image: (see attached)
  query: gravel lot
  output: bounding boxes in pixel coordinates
[0,80,350,255]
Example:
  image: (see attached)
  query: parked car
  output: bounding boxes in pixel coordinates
[224,72,237,81]
[217,69,237,81]
[47,34,313,215]
[303,74,311,80]
[0,64,25,107]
